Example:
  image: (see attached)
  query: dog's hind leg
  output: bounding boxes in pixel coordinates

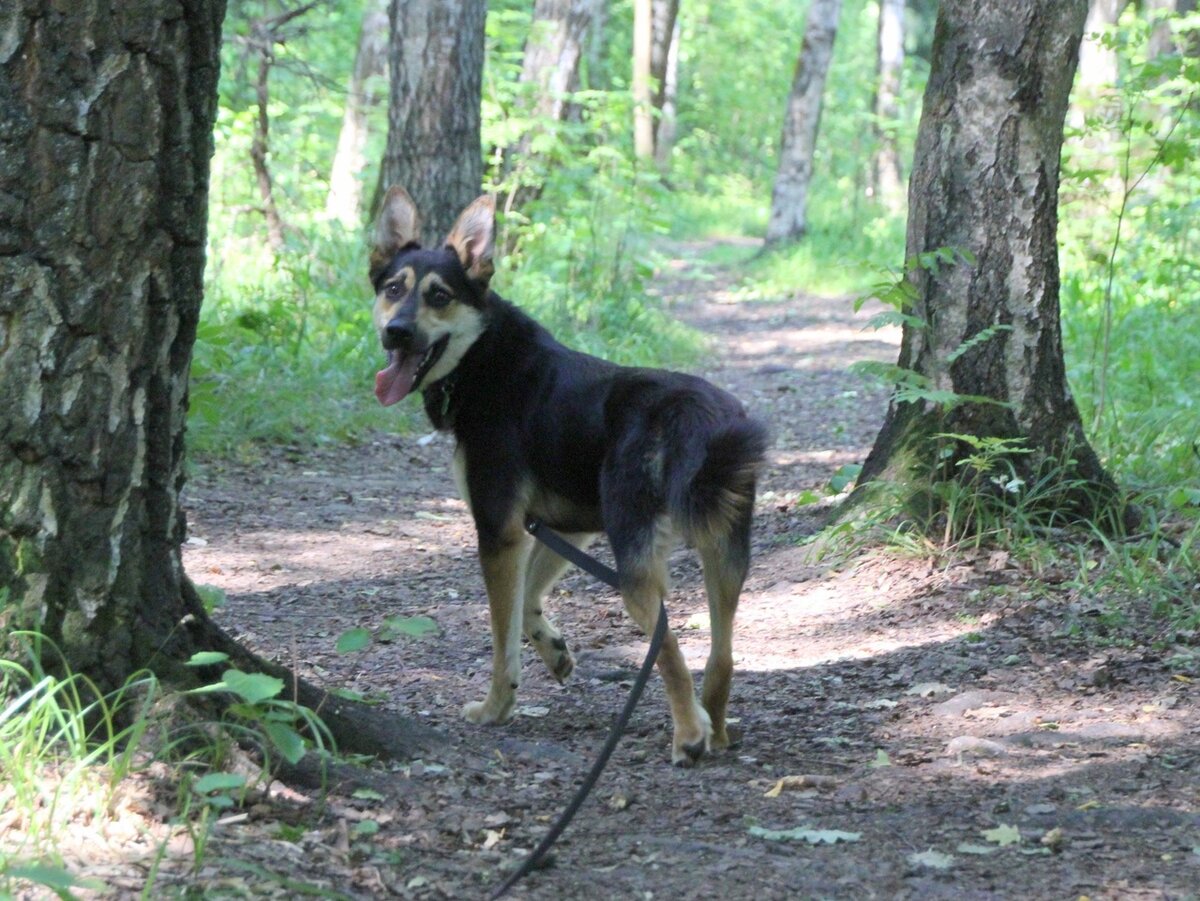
[614,526,712,767]
[463,529,532,726]
[522,533,596,683]
[697,506,752,751]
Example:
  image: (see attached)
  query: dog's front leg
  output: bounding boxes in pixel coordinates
[462,530,531,725]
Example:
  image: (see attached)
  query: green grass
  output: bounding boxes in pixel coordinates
[1061,273,1200,493]
[0,633,157,895]
[0,630,343,897]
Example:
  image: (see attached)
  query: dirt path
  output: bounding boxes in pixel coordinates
[177,244,1199,899]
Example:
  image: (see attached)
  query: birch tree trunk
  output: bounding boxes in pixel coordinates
[325,0,388,227]
[765,0,843,245]
[379,0,486,246]
[859,0,1128,529]
[0,0,437,758]
[503,0,597,212]
[0,0,228,685]
[518,0,596,124]
[1078,0,1124,96]
[872,0,905,212]
[633,0,655,160]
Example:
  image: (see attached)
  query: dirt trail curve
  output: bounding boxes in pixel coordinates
[182,242,1199,900]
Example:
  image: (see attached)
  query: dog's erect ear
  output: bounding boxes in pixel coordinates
[374,185,422,258]
[444,195,495,287]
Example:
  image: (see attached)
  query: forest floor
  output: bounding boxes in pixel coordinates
[150,242,1199,899]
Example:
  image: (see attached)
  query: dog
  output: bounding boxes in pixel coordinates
[369,186,767,766]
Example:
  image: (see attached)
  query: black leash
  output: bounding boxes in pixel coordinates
[488,521,667,900]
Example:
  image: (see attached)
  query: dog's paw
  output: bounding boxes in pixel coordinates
[672,736,709,768]
[462,695,515,725]
[670,703,713,767]
[530,633,575,684]
[546,639,575,683]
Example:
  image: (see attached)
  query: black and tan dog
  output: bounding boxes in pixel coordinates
[370,186,767,766]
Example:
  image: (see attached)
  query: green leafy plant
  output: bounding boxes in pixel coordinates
[186,652,332,770]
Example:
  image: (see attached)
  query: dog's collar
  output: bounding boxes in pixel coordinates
[422,369,462,430]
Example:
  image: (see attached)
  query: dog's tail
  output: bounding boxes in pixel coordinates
[670,416,768,542]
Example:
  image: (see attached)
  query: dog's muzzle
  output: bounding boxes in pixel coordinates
[374,333,449,407]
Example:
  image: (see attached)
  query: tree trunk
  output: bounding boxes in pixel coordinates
[765,0,843,245]
[858,0,1128,530]
[519,0,596,123]
[251,41,287,253]
[633,0,655,160]
[1078,0,1124,94]
[503,0,597,213]
[1145,0,1199,59]
[379,0,486,246]
[325,0,389,228]
[0,0,437,760]
[871,0,905,212]
[654,13,682,167]
[585,0,610,90]
[650,0,680,157]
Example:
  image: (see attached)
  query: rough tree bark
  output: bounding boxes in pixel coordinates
[379,0,486,246]
[765,0,843,245]
[325,0,388,227]
[858,0,1128,528]
[0,0,436,759]
[871,0,905,211]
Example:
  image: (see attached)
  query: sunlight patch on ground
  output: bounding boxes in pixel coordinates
[768,447,870,468]
[729,627,983,673]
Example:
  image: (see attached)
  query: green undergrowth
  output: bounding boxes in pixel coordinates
[805,436,1200,650]
[0,631,338,897]
[193,228,397,458]
[666,193,907,301]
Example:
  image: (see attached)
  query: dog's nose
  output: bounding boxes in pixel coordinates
[383,319,415,350]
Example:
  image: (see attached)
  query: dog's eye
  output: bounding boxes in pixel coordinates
[385,282,403,300]
[427,288,453,309]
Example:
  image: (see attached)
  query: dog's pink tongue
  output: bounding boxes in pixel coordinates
[374,352,420,407]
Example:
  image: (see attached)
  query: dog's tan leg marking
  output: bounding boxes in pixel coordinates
[620,560,712,767]
[462,530,531,725]
[521,533,595,682]
[697,540,746,751]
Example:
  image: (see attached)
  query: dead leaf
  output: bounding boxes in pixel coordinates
[1040,827,1064,850]
[946,736,1009,758]
[763,774,838,797]
[748,824,861,844]
[862,698,898,710]
[982,824,1022,847]
[608,792,631,811]
[908,849,954,870]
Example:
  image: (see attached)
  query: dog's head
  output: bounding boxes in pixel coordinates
[370,186,495,407]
